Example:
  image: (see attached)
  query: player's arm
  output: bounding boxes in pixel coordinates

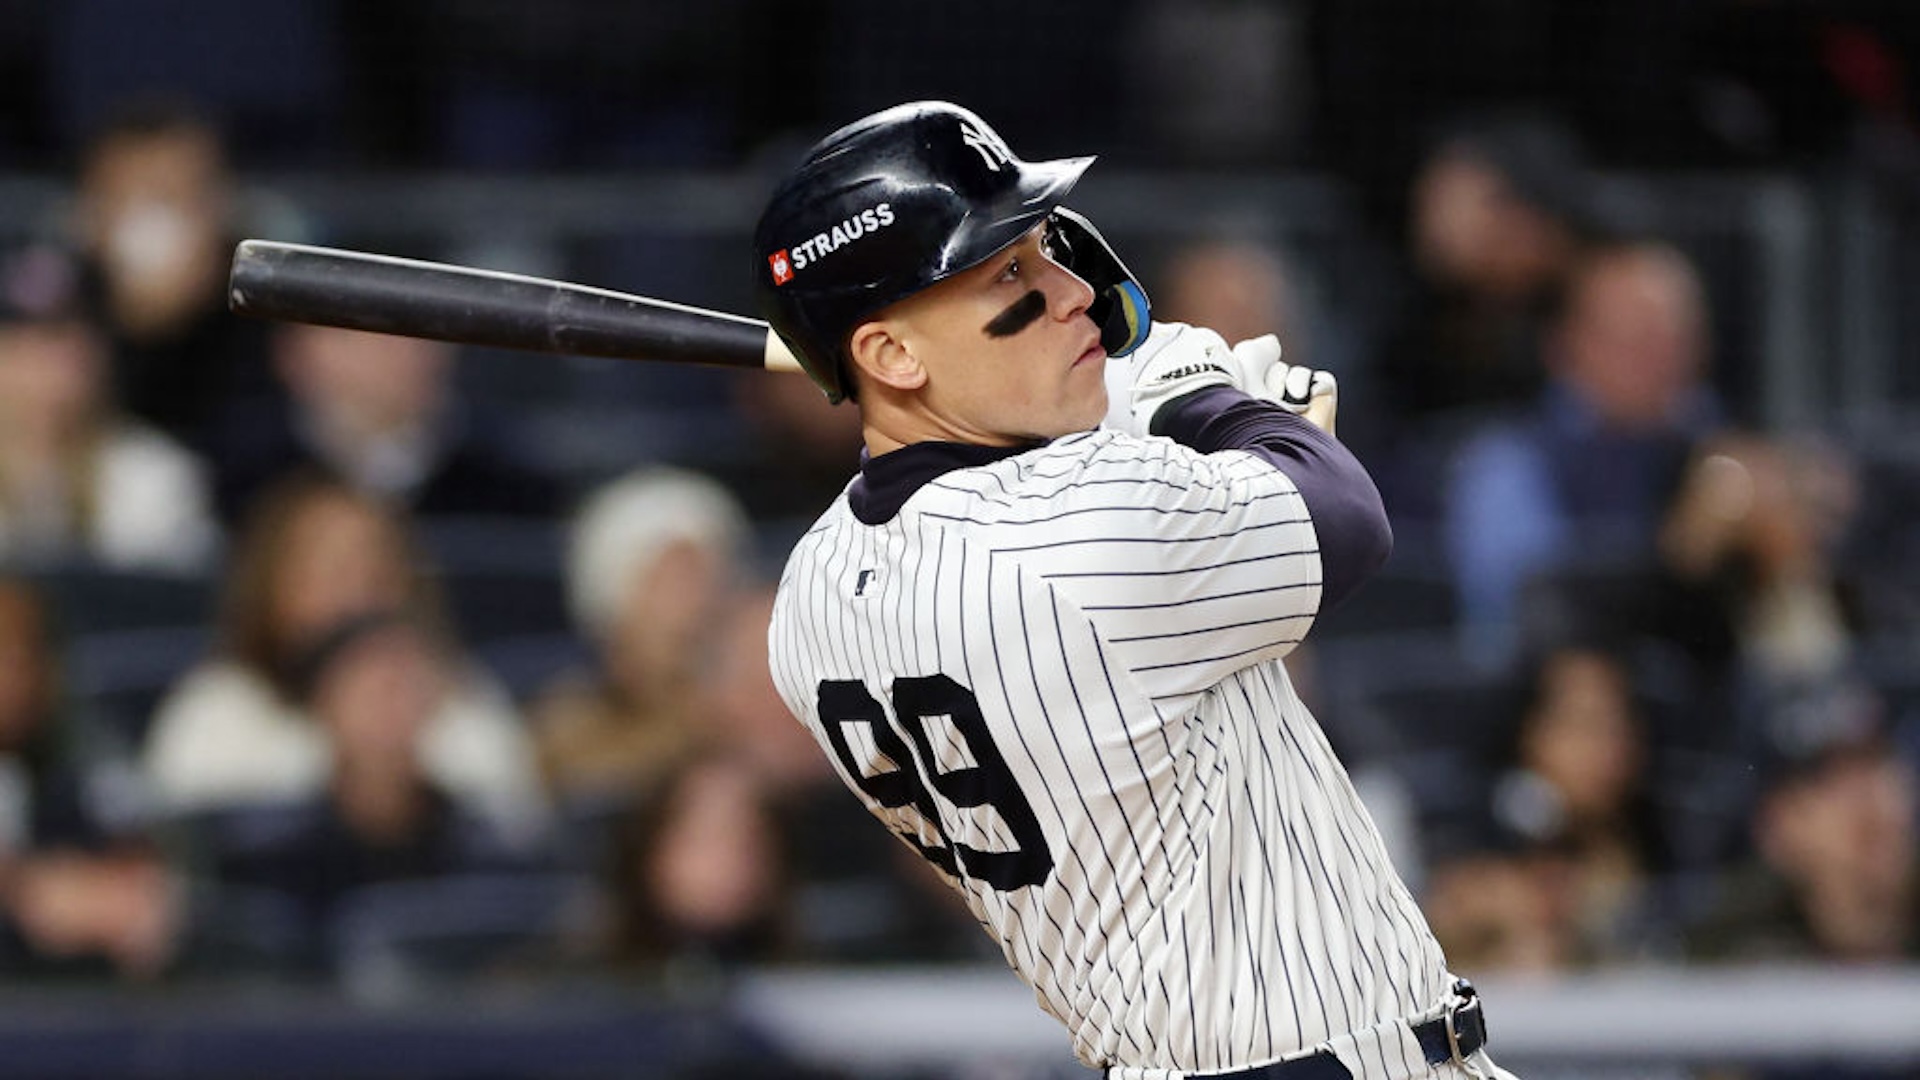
[1151,386,1391,612]
[1106,322,1391,612]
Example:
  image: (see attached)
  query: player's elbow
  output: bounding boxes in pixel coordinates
[1360,493,1394,584]
[1315,476,1393,612]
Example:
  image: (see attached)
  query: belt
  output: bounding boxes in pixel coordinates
[1179,980,1489,1080]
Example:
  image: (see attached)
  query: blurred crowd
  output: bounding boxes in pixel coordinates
[0,106,996,995]
[0,12,1915,1070]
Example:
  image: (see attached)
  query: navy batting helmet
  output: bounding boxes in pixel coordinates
[753,101,1149,403]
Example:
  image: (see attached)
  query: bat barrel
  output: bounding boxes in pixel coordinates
[229,240,780,370]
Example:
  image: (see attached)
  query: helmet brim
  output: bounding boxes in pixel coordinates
[933,155,1094,281]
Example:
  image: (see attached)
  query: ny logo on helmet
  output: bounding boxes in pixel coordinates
[960,121,1012,172]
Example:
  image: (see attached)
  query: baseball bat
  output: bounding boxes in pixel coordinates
[227,240,803,374]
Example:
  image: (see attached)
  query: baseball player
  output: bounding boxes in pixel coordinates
[755,101,1517,1080]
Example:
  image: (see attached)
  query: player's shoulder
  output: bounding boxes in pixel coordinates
[908,429,1294,529]
[779,491,858,565]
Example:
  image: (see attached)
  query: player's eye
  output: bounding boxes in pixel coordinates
[998,256,1022,283]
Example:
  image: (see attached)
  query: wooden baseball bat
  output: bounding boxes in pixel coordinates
[227,240,803,374]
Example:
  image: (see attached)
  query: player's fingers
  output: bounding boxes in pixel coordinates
[1229,335,1282,397]
[1271,363,1314,406]
[1229,333,1282,368]
[1308,369,1337,400]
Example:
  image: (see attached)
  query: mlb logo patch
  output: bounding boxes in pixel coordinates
[769,250,794,286]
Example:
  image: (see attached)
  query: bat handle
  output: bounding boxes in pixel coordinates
[764,334,803,375]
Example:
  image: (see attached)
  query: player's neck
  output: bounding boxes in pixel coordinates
[860,395,1033,458]
[863,423,907,458]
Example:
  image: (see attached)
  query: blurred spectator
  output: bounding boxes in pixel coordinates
[70,103,277,457]
[1378,116,1598,429]
[1157,239,1305,353]
[1485,645,1676,965]
[701,586,830,799]
[0,577,180,979]
[1446,240,1721,658]
[1422,644,1678,978]
[212,324,556,524]
[194,610,549,976]
[1513,431,1875,876]
[534,467,747,811]
[1687,682,1916,964]
[141,473,546,839]
[700,584,989,964]
[0,245,217,573]
[1655,433,1863,692]
[598,749,791,977]
[1153,238,1381,472]
[707,371,865,554]
[1422,848,1574,977]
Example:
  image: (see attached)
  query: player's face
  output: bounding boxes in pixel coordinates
[891,223,1107,444]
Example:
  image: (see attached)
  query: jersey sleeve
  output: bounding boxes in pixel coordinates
[938,431,1324,713]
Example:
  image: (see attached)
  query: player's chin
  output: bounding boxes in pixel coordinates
[1060,385,1108,435]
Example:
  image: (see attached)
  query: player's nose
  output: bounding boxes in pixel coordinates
[1043,258,1096,322]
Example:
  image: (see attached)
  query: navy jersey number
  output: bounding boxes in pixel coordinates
[817,675,1054,891]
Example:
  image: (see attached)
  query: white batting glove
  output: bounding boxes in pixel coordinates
[1103,325,1339,436]
[1266,364,1339,435]
[1230,333,1340,434]
[1101,322,1241,438]
[1228,333,1285,391]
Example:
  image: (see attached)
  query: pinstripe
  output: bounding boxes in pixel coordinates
[921,503,1308,533]
[1277,709,1417,1011]
[1135,640,1307,678]
[1217,785,1243,1066]
[977,547,1095,1038]
[933,472,1295,508]
[1081,581,1319,612]
[1082,606,1198,1063]
[991,553,1150,1060]
[1042,547,1320,579]
[944,529,1049,985]
[1234,712,1333,1047]
[1107,613,1319,645]
[1039,582,1162,1054]
[1267,667,1445,1034]
[1236,680,1355,1039]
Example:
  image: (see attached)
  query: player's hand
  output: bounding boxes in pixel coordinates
[1102,321,1240,438]
[1269,362,1339,436]
[1104,325,1339,438]
[1228,333,1339,435]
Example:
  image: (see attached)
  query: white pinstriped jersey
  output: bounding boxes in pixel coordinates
[768,427,1453,1076]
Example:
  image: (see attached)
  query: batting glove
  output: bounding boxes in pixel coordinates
[1229,332,1340,435]
[1269,364,1339,435]
[1102,322,1239,438]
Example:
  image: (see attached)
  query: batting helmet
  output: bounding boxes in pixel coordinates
[753,101,1150,403]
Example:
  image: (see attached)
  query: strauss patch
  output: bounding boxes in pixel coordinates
[768,203,896,286]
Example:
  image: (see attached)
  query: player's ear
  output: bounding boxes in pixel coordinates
[847,318,927,393]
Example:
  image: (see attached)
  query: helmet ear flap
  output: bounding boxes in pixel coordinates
[1049,207,1152,357]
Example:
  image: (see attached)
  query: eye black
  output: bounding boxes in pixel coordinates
[983,289,1047,337]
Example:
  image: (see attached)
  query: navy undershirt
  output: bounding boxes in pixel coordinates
[846,387,1391,611]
